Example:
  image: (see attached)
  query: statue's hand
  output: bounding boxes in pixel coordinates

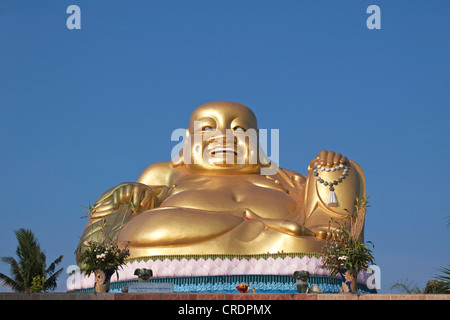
[244,209,315,237]
[90,182,157,219]
[315,229,339,240]
[112,182,155,211]
[77,182,159,260]
[309,150,349,170]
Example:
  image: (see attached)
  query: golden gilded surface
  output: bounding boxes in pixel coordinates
[76,101,366,262]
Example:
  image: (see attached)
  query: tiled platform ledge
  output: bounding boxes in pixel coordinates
[0,293,448,300]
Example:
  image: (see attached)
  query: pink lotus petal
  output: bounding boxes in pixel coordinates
[197,258,206,266]
[179,258,189,267]
[272,257,286,272]
[202,259,218,273]
[157,268,175,278]
[191,265,207,276]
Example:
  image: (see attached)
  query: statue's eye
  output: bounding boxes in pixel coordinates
[233,126,245,132]
[202,126,214,132]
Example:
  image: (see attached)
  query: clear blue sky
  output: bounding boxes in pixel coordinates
[0,1,449,293]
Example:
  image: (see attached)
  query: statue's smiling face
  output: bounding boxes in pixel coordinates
[185,101,262,174]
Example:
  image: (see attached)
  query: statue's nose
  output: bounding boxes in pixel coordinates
[209,135,237,146]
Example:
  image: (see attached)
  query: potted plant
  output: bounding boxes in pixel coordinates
[79,239,130,293]
[321,197,375,293]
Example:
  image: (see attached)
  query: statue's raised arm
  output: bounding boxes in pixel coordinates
[304,150,367,241]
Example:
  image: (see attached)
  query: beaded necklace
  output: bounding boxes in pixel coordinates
[312,162,351,207]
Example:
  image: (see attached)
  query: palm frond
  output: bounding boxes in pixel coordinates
[43,268,64,292]
[390,279,421,294]
[45,255,63,275]
[0,272,23,292]
[1,229,63,292]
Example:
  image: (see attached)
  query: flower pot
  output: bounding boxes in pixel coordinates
[94,269,114,293]
[338,268,358,293]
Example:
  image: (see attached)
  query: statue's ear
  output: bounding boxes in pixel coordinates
[134,269,141,276]
[293,271,299,279]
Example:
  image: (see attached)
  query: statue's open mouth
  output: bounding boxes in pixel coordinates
[210,147,238,156]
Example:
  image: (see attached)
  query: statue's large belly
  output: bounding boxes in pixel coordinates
[160,189,237,212]
[159,187,297,220]
[118,185,307,255]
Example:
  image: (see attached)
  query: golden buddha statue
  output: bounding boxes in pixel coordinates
[76,101,366,262]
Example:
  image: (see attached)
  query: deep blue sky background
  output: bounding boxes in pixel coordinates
[0,1,449,293]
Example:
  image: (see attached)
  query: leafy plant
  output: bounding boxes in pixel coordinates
[321,196,375,277]
[0,229,63,293]
[80,204,94,219]
[433,265,450,293]
[391,275,449,294]
[390,279,422,294]
[30,275,46,293]
[79,238,130,277]
[78,212,130,280]
[321,220,375,277]
[430,219,449,293]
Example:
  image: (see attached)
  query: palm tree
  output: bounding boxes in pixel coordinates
[432,265,450,293]
[431,217,450,293]
[0,229,63,293]
[390,279,422,294]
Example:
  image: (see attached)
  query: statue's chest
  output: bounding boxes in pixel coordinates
[162,175,295,216]
[173,174,287,196]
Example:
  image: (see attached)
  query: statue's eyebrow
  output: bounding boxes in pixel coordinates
[231,117,254,130]
[193,116,217,130]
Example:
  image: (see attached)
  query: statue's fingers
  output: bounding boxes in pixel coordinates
[318,150,327,166]
[140,189,153,209]
[92,199,113,212]
[112,190,118,209]
[124,184,133,203]
[118,185,126,206]
[90,200,114,218]
[326,151,335,166]
[340,156,349,164]
[308,157,319,172]
[113,187,122,209]
[132,185,144,208]
[316,230,328,240]
[333,152,342,165]
[92,206,114,216]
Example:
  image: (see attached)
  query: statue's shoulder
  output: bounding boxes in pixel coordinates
[137,162,176,187]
